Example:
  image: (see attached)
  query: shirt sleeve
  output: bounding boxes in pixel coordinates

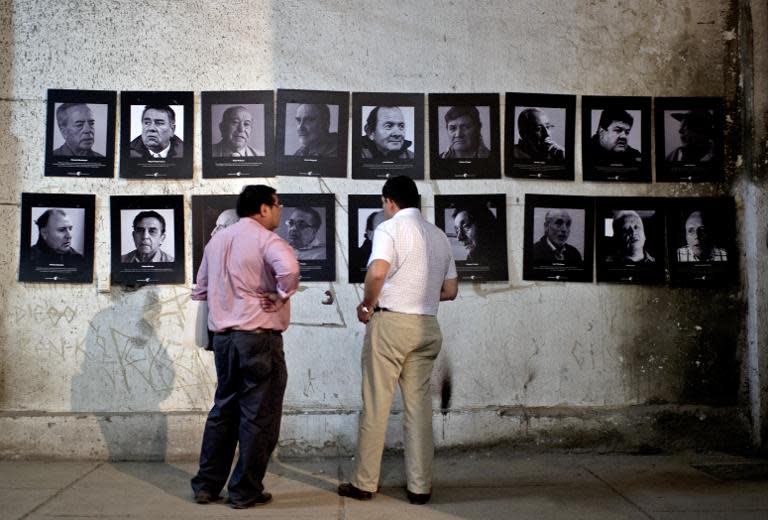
[446,255,458,280]
[191,252,208,301]
[369,227,396,266]
[265,237,300,300]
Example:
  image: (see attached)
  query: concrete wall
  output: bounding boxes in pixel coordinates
[0,0,761,459]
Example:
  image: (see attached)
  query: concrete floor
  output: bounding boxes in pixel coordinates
[3,450,768,519]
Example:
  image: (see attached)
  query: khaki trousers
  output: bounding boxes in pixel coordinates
[351,311,442,494]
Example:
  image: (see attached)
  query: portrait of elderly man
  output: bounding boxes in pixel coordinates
[666,110,715,163]
[513,108,565,162]
[440,106,491,159]
[281,206,325,260]
[121,210,174,263]
[209,209,239,238]
[212,106,263,157]
[676,210,727,262]
[29,208,85,267]
[357,210,387,270]
[53,103,103,157]
[451,204,504,274]
[588,109,641,164]
[607,210,655,264]
[293,103,337,157]
[532,209,582,265]
[360,106,414,159]
[129,105,184,159]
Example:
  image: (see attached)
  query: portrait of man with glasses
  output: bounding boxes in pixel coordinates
[278,206,326,261]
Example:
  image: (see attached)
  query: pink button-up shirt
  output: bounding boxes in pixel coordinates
[192,217,300,332]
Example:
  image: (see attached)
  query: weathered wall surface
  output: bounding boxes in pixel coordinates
[0,0,758,459]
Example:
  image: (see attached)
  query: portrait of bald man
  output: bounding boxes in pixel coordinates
[53,103,104,157]
[212,105,264,157]
[532,208,583,265]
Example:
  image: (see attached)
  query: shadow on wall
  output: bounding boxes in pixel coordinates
[0,4,19,412]
[71,288,175,461]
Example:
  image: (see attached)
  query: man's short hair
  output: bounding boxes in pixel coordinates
[142,104,176,124]
[299,103,331,130]
[364,106,398,135]
[293,206,322,231]
[444,105,481,128]
[612,210,641,234]
[133,210,166,233]
[450,205,497,232]
[517,108,542,138]
[35,208,67,230]
[55,103,88,129]
[598,109,633,131]
[237,185,276,218]
[382,175,419,209]
[221,105,250,124]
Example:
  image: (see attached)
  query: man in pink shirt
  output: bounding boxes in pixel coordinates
[190,185,300,509]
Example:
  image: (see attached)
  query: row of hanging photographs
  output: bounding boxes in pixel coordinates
[19,192,736,287]
[45,89,724,183]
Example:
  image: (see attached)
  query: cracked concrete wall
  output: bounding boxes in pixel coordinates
[0,0,758,459]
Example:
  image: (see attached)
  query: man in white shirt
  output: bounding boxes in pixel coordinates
[338,176,458,505]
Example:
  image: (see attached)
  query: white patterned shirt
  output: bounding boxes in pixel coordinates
[369,207,457,316]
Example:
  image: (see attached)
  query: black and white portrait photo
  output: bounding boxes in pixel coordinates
[110,195,185,285]
[274,193,335,281]
[352,92,424,180]
[506,93,575,180]
[655,97,724,182]
[191,195,239,283]
[45,89,116,177]
[276,90,349,178]
[435,194,508,281]
[666,197,735,285]
[596,198,665,284]
[19,193,95,283]
[119,91,194,179]
[428,94,501,179]
[202,91,275,178]
[523,194,593,282]
[582,96,651,183]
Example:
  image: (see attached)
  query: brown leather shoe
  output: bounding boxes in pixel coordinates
[406,489,431,505]
[338,482,374,500]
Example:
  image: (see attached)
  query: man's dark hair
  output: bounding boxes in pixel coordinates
[299,103,331,131]
[133,210,166,233]
[237,185,276,217]
[142,104,176,125]
[35,208,67,230]
[364,106,399,135]
[292,206,322,231]
[598,109,633,131]
[55,103,88,128]
[444,105,481,129]
[450,205,498,233]
[382,175,419,209]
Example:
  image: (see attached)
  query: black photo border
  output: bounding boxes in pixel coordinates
[201,90,275,178]
[275,89,349,178]
[351,92,424,180]
[582,96,652,183]
[191,194,239,283]
[45,89,116,178]
[655,97,724,183]
[19,193,96,283]
[595,196,666,284]
[428,93,501,180]
[110,194,185,285]
[505,93,576,180]
[434,193,508,282]
[119,91,194,179]
[523,194,594,282]
[666,197,736,286]
[276,193,336,281]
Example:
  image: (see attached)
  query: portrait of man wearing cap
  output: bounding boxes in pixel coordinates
[666,109,715,163]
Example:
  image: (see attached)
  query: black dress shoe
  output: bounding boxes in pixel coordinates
[406,489,431,505]
[193,491,219,504]
[338,482,374,500]
[229,492,273,508]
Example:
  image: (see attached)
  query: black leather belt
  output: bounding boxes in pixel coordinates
[373,307,390,313]
[216,328,282,336]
